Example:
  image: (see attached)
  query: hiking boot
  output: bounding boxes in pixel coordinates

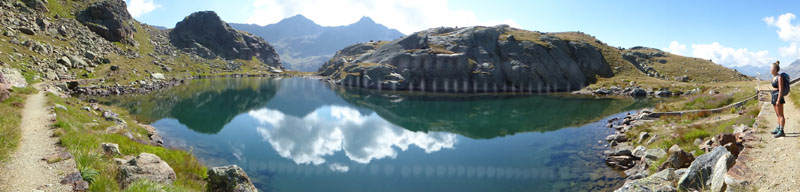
[774,128,785,138]
[772,125,782,134]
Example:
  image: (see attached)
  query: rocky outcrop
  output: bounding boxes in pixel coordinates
[605,147,637,170]
[76,0,138,45]
[659,144,694,170]
[318,26,613,92]
[23,0,48,13]
[117,153,176,188]
[615,168,677,192]
[1,67,27,88]
[677,146,735,190]
[207,165,258,192]
[169,11,281,68]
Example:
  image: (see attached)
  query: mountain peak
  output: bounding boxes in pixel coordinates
[355,16,375,24]
[279,14,317,25]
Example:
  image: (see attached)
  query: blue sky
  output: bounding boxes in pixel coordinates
[126,0,800,68]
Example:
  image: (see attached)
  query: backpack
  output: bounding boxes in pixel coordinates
[781,72,791,95]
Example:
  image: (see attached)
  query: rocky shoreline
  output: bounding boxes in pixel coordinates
[574,86,701,98]
[58,73,291,97]
[602,109,756,191]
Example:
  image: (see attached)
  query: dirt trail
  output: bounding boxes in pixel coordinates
[0,84,76,191]
[748,95,800,191]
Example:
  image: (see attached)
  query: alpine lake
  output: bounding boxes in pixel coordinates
[96,77,661,191]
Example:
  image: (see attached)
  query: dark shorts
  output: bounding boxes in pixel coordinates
[772,90,786,105]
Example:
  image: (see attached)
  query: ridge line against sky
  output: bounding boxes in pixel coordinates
[126,0,800,69]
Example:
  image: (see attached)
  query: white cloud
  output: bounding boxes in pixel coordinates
[764,13,800,42]
[666,41,687,55]
[778,42,800,57]
[245,0,521,34]
[126,0,161,18]
[667,41,774,67]
[328,163,349,173]
[766,13,800,60]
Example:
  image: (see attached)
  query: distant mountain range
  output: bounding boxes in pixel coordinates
[733,60,800,80]
[231,15,405,72]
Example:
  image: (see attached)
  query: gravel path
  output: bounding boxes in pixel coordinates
[0,84,77,191]
[748,96,800,191]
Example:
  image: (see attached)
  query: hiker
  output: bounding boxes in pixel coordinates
[770,61,789,137]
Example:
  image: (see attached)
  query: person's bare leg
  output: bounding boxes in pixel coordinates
[776,104,781,127]
[778,103,785,128]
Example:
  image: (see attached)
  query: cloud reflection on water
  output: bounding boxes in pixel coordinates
[249,105,457,165]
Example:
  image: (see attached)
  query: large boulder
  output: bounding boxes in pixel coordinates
[101,143,121,156]
[117,153,176,188]
[169,11,281,68]
[207,165,258,192]
[677,147,735,190]
[615,168,677,192]
[76,0,138,45]
[659,144,694,170]
[1,67,28,88]
[318,26,613,93]
[605,148,637,170]
[710,153,734,192]
[24,0,49,12]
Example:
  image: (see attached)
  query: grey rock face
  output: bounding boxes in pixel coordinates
[169,11,281,68]
[0,67,27,88]
[677,146,735,190]
[319,26,613,93]
[76,0,138,45]
[207,165,258,192]
[24,0,49,12]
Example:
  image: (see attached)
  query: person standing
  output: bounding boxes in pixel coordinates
[770,61,788,137]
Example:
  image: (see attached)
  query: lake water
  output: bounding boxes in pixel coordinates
[101,77,656,191]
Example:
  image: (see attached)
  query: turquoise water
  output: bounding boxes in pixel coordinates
[102,77,655,191]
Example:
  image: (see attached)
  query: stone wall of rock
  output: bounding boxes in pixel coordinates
[319,26,613,93]
[169,11,282,68]
[76,0,138,45]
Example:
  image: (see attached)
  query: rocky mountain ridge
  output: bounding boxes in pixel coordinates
[170,11,281,68]
[318,26,752,93]
[231,15,403,72]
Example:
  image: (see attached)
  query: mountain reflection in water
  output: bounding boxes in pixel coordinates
[100,77,657,191]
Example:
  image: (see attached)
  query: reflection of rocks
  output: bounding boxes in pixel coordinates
[249,106,456,165]
[108,78,279,134]
[332,86,652,139]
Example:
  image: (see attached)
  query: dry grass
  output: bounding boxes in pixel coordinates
[624,49,752,83]
[499,29,550,47]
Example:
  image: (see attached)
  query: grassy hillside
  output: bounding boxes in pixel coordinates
[498,29,753,89]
